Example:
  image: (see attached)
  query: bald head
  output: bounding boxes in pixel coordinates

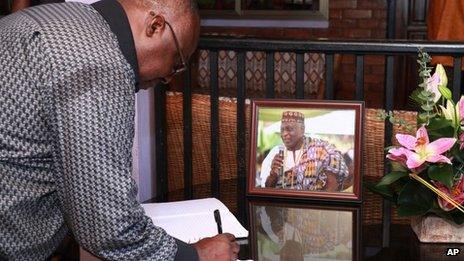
[118,0,200,86]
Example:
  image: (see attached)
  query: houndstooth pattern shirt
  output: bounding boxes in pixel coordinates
[0,2,182,260]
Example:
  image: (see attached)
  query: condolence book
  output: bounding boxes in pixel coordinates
[141,198,249,243]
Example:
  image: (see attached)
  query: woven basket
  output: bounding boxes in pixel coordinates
[165,91,417,224]
[166,92,251,212]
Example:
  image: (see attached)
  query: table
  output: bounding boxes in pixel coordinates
[237,198,463,261]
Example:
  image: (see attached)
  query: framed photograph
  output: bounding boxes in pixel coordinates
[249,200,361,261]
[247,99,363,202]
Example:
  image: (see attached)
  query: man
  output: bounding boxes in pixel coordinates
[0,0,239,260]
[259,111,349,191]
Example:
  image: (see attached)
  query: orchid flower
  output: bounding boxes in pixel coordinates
[460,133,464,150]
[425,64,448,103]
[433,175,464,211]
[426,70,442,103]
[387,126,456,169]
[459,96,464,124]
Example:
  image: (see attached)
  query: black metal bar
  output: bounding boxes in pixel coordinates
[383,55,395,247]
[236,51,247,225]
[199,37,464,55]
[355,55,364,100]
[183,64,193,200]
[210,51,220,198]
[325,54,334,100]
[453,57,462,100]
[154,83,168,202]
[386,0,396,39]
[296,52,305,99]
[266,51,275,98]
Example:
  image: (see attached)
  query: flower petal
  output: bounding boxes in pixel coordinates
[459,96,464,121]
[416,126,429,144]
[427,138,456,155]
[387,148,411,166]
[425,154,452,164]
[405,152,425,169]
[426,72,441,103]
[436,64,448,89]
[395,134,417,150]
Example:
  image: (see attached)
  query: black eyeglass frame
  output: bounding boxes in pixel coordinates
[162,21,187,84]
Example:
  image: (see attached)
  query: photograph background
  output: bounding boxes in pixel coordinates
[255,107,356,190]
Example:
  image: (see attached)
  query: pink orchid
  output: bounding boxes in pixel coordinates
[433,175,464,211]
[459,96,464,123]
[426,71,442,103]
[387,126,456,169]
[460,133,464,150]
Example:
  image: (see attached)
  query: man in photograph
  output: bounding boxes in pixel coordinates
[259,111,349,191]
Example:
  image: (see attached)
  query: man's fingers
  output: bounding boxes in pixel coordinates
[222,233,235,242]
[231,240,240,253]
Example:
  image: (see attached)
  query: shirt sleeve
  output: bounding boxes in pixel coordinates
[43,60,182,260]
[174,239,199,261]
[259,146,279,187]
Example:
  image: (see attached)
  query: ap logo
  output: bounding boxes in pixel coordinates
[446,248,460,256]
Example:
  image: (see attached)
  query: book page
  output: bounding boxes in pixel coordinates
[142,198,248,243]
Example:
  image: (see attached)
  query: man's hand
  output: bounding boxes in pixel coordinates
[265,153,283,187]
[270,153,283,176]
[193,233,239,261]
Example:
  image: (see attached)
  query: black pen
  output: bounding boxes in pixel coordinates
[214,209,222,234]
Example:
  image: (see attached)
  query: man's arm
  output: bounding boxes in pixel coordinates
[322,147,349,192]
[260,147,279,187]
[43,62,182,259]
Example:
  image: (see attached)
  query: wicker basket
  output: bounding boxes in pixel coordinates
[166,92,251,212]
[165,91,417,224]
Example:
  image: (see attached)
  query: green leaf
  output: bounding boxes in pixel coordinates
[420,90,432,97]
[418,112,429,119]
[427,117,455,139]
[397,180,434,216]
[438,85,452,101]
[421,104,434,111]
[377,171,409,186]
[427,164,454,189]
[391,161,409,172]
[364,182,396,202]
[450,146,464,164]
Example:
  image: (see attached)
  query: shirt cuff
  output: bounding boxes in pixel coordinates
[174,239,199,261]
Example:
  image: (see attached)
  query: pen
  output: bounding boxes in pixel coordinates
[214,209,222,234]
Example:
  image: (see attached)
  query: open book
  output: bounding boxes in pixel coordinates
[142,198,248,243]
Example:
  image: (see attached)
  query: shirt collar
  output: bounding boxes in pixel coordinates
[92,0,140,92]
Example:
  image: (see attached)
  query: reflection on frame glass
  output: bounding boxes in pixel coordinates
[247,100,363,202]
[249,201,360,261]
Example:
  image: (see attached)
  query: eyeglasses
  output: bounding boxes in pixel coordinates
[161,21,187,84]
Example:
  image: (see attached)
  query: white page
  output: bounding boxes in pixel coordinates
[142,198,248,243]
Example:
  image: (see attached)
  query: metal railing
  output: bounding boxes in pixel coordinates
[154,37,464,246]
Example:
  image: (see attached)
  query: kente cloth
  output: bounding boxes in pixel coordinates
[260,137,349,190]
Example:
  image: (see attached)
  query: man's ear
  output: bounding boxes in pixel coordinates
[146,11,166,37]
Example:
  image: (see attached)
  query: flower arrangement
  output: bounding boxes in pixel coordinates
[369,49,464,225]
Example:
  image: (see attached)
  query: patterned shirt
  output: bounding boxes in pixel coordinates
[261,137,348,190]
[0,1,194,260]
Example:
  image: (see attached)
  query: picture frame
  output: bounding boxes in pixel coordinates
[248,199,361,261]
[247,99,363,202]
